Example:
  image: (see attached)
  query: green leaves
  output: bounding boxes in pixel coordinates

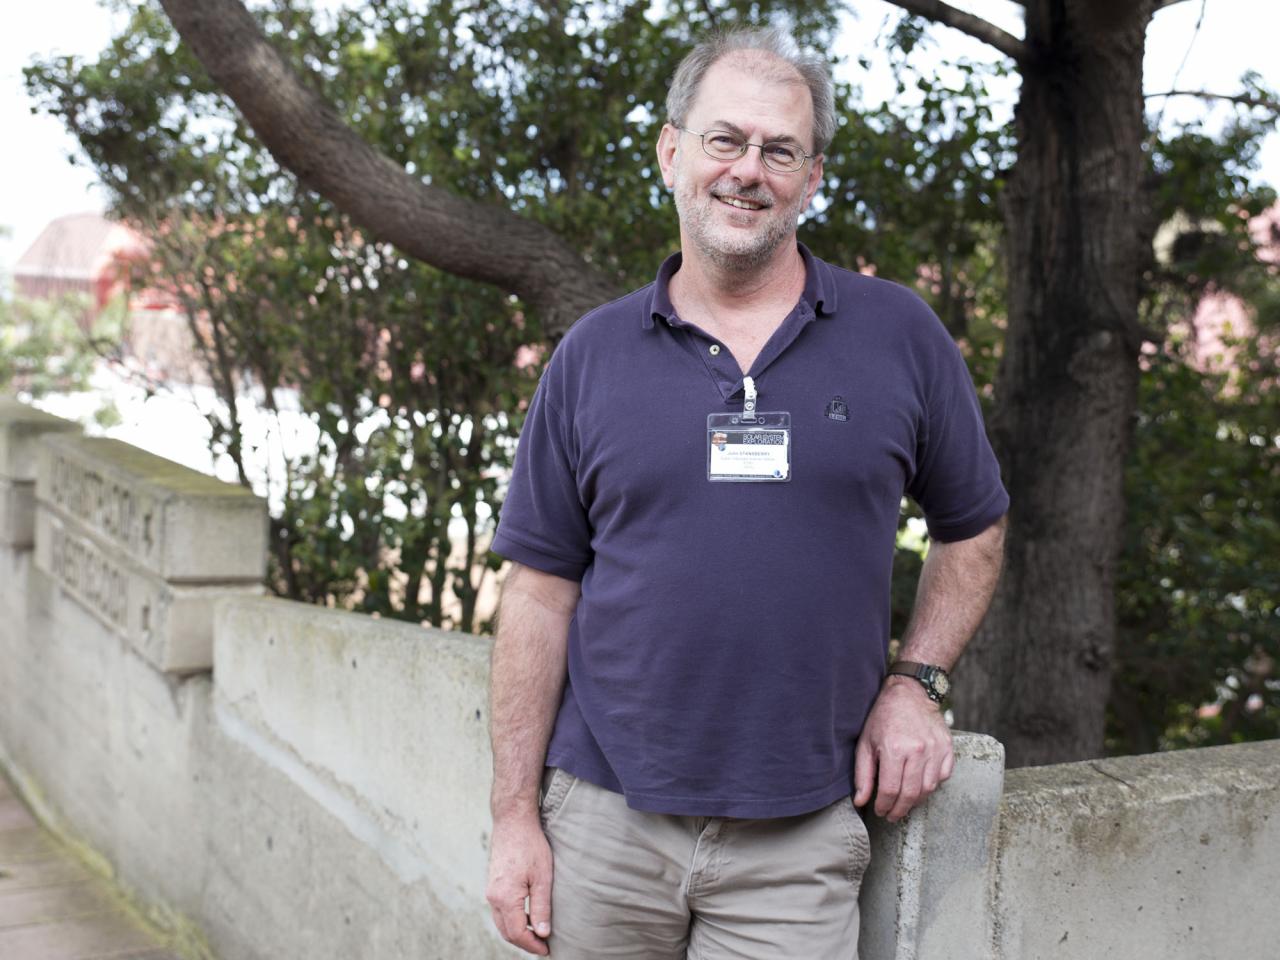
[813,53,1013,341]
[1111,332,1280,753]
[1107,90,1280,752]
[0,291,119,421]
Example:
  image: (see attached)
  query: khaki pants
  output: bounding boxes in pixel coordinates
[538,767,869,959]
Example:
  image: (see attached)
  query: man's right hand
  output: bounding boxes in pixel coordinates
[485,815,554,956]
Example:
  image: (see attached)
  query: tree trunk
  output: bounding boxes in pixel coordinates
[950,0,1153,766]
[156,0,622,335]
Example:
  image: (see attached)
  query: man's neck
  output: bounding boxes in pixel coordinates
[669,240,806,335]
[666,240,809,375]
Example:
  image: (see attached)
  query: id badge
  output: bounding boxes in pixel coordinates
[707,411,792,482]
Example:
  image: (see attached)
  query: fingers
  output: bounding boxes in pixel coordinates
[875,747,916,824]
[853,737,875,807]
[492,894,549,956]
[940,745,956,783]
[880,733,953,821]
[923,740,955,796]
[856,681,957,822]
[528,858,554,942]
[873,750,906,819]
[485,825,553,956]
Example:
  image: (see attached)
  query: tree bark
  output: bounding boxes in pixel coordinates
[156,0,623,335]
[949,0,1153,766]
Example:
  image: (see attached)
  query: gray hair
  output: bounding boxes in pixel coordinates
[665,26,837,156]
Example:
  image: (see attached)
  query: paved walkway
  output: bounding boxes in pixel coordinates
[0,775,180,960]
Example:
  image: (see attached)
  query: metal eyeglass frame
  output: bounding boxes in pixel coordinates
[676,126,814,174]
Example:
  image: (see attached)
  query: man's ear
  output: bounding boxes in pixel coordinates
[804,153,825,209]
[657,124,680,189]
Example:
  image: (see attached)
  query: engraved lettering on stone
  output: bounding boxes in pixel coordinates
[48,453,152,556]
[49,523,129,628]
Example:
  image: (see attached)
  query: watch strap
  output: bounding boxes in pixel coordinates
[886,660,949,703]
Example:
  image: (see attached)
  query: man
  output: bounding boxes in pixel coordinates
[485,25,1007,959]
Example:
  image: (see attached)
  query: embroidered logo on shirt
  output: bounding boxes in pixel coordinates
[825,396,849,422]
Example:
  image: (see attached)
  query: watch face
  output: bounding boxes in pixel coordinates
[931,670,951,697]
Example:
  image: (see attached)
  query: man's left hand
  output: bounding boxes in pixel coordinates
[853,677,954,822]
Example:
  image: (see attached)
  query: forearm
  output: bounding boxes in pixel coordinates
[895,514,1007,670]
[488,562,579,824]
[855,515,1007,818]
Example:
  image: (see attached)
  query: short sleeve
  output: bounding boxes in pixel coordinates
[905,329,1009,542]
[491,374,594,580]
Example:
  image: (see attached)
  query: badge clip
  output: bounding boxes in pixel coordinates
[742,375,758,423]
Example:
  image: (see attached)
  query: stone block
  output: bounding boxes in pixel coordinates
[0,397,80,482]
[994,741,1280,960]
[213,596,496,922]
[33,508,262,673]
[0,478,37,548]
[197,680,513,960]
[859,731,1005,960]
[35,433,266,583]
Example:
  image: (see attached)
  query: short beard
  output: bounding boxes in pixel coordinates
[674,173,806,274]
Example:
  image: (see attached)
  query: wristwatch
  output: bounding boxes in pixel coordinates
[886,661,951,704]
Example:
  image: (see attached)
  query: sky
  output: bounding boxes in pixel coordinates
[1,0,1276,277]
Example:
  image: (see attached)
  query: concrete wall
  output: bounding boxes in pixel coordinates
[1,396,1277,960]
[993,744,1280,959]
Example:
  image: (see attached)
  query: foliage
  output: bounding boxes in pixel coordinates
[0,285,123,428]
[25,1,548,630]
[1106,102,1280,753]
[853,30,1280,747]
[126,207,535,630]
[1111,333,1279,753]
[814,55,1014,341]
[24,0,848,630]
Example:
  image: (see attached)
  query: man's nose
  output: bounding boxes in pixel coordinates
[725,143,768,183]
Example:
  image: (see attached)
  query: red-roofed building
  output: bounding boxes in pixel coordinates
[12,212,155,329]
[12,212,203,383]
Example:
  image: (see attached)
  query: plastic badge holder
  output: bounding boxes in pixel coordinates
[707,411,791,482]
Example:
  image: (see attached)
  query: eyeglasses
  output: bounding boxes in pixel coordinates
[677,127,814,174]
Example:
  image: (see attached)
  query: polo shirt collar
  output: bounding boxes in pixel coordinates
[643,241,838,330]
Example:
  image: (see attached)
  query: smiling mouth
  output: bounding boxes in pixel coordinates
[715,195,767,211]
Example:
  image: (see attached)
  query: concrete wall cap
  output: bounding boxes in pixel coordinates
[0,397,81,481]
[951,730,1006,765]
[214,594,492,662]
[1002,739,1280,813]
[39,434,260,501]
[34,433,267,582]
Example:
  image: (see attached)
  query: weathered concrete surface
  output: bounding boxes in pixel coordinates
[0,398,81,549]
[995,741,1280,960]
[1,564,520,959]
[861,732,1005,960]
[0,398,80,483]
[213,595,503,955]
[0,478,38,548]
[35,433,266,583]
[0,553,215,955]
[33,507,264,673]
[31,430,268,673]
[196,673,512,960]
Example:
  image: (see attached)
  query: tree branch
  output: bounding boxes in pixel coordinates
[1146,89,1280,113]
[882,0,1028,63]
[157,0,622,335]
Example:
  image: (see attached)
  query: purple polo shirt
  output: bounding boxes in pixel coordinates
[492,244,1008,818]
